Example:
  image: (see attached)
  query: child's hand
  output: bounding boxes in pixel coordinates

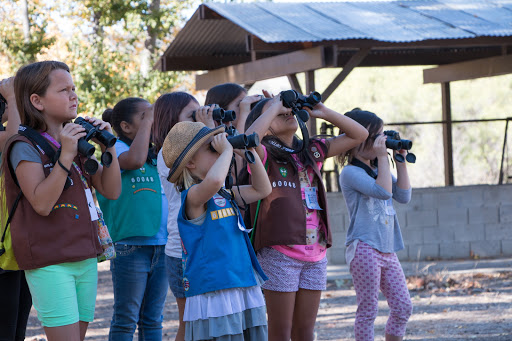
[141,104,155,123]
[195,105,216,128]
[83,116,114,135]
[304,101,327,119]
[374,134,388,158]
[0,77,14,100]
[211,133,232,155]
[60,123,86,160]
[262,89,273,98]
[239,95,262,113]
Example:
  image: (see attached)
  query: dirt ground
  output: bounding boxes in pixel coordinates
[25,262,512,341]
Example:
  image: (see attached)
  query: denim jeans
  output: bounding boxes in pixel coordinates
[109,245,168,341]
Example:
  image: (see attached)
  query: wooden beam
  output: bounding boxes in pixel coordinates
[195,46,328,90]
[322,47,371,102]
[305,70,317,135]
[287,74,302,94]
[441,82,454,186]
[424,54,512,84]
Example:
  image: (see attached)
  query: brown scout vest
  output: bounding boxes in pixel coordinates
[251,140,332,252]
[3,135,102,270]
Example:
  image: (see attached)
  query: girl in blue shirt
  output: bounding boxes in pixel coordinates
[161,121,271,341]
[338,108,413,341]
[99,97,169,341]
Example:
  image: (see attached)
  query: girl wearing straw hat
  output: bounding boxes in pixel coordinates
[162,121,271,341]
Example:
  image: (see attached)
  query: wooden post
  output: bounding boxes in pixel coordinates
[305,70,316,135]
[441,82,454,186]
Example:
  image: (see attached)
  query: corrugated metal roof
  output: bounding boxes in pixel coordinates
[203,0,512,44]
[159,0,512,70]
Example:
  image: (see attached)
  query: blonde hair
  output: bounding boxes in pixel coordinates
[174,167,200,192]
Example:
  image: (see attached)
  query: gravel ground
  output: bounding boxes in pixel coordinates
[25,262,512,340]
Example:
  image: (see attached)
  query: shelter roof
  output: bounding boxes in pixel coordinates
[157,0,512,71]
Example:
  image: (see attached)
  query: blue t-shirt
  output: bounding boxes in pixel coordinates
[115,141,168,245]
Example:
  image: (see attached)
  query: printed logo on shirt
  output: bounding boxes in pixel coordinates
[213,193,227,207]
[183,277,190,291]
[211,207,236,220]
[279,167,288,178]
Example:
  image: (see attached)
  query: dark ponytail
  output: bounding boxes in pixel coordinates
[110,97,149,138]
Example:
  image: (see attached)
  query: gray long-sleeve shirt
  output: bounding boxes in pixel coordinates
[339,164,411,254]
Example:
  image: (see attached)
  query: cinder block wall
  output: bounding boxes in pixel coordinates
[326,184,512,264]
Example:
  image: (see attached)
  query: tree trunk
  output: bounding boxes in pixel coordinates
[21,0,31,44]
[141,0,160,77]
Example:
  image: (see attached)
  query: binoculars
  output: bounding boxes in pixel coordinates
[74,117,117,174]
[0,93,6,131]
[192,106,236,123]
[383,130,416,163]
[280,90,322,123]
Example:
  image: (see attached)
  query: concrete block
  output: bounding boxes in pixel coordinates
[440,242,470,259]
[395,210,407,228]
[408,192,436,210]
[452,224,485,242]
[330,214,345,234]
[401,228,423,244]
[485,223,512,241]
[408,244,440,261]
[469,206,498,225]
[470,241,502,257]
[396,246,408,261]
[501,240,512,256]
[483,184,512,205]
[435,188,483,209]
[438,207,468,225]
[423,226,455,243]
[500,204,512,223]
[331,232,346,247]
[407,209,437,227]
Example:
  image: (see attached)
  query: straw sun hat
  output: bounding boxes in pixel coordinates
[162,121,225,183]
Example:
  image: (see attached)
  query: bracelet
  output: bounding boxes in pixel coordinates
[57,160,72,176]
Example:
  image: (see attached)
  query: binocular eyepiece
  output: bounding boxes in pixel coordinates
[74,117,117,174]
[192,106,236,123]
[383,130,416,163]
[226,132,260,150]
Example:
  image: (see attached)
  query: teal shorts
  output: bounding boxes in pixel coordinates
[25,258,98,327]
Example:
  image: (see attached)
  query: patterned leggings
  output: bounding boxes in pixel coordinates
[350,242,413,340]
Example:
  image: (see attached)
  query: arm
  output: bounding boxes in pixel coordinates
[392,149,411,204]
[118,105,153,170]
[236,94,262,134]
[374,135,392,194]
[307,103,368,158]
[186,133,233,219]
[233,148,271,206]
[15,124,86,216]
[245,97,288,161]
[86,117,122,200]
[341,166,392,200]
[0,77,21,152]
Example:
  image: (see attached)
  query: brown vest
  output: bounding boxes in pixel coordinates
[3,135,101,270]
[251,141,332,251]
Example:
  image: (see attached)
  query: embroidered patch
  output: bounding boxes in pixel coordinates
[133,188,157,194]
[75,214,79,219]
[183,277,190,291]
[311,146,317,152]
[313,151,321,159]
[279,167,288,177]
[213,194,227,207]
[52,203,78,211]
[140,167,146,174]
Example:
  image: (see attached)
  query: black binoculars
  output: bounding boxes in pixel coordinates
[74,117,117,174]
[210,127,260,164]
[383,130,416,163]
[280,90,322,122]
[192,106,236,123]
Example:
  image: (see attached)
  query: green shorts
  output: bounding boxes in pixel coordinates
[25,258,98,327]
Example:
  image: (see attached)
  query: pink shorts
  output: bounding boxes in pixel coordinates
[257,247,327,292]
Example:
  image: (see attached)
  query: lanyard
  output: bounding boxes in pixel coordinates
[41,132,89,189]
[350,158,377,179]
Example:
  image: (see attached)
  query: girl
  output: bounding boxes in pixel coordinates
[161,121,271,340]
[0,76,31,341]
[338,108,413,341]
[1,61,121,341]
[243,95,368,341]
[97,97,169,341]
[204,83,261,133]
[152,91,216,341]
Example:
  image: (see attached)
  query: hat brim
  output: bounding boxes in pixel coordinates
[167,125,225,183]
